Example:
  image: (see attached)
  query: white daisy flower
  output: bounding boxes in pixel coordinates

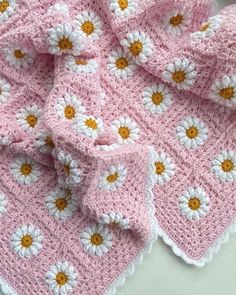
[107,48,137,79]
[36,130,55,154]
[212,150,236,182]
[179,187,210,220]
[73,115,104,139]
[0,134,12,145]
[111,117,139,144]
[46,261,78,295]
[0,192,7,217]
[4,47,35,69]
[142,84,173,115]
[48,23,83,55]
[0,78,10,104]
[10,155,41,185]
[210,75,236,108]
[121,31,153,64]
[99,212,130,229]
[162,9,192,36]
[11,224,43,258]
[56,94,85,122]
[81,224,112,256]
[48,3,69,16]
[65,55,98,74]
[99,164,127,191]
[176,117,208,149]
[109,0,138,18]
[56,151,82,187]
[162,58,197,90]
[0,0,17,24]
[75,10,103,40]
[191,15,223,39]
[16,105,43,134]
[153,152,175,185]
[45,187,77,220]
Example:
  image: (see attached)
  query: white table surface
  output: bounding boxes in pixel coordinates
[118,0,236,294]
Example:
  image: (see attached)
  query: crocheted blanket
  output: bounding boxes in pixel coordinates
[0,0,235,294]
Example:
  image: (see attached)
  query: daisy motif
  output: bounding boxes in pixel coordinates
[107,48,137,79]
[99,164,127,191]
[56,94,85,122]
[0,0,16,24]
[45,187,77,220]
[142,84,173,114]
[0,134,12,145]
[0,78,10,104]
[153,152,175,185]
[56,151,82,187]
[46,261,78,295]
[65,55,98,74]
[75,10,103,40]
[191,15,223,39]
[109,0,138,18]
[162,58,197,90]
[99,212,130,229]
[16,105,43,134]
[4,47,35,69]
[210,75,236,108]
[11,225,43,258]
[0,192,7,217]
[176,117,208,149]
[36,130,55,154]
[81,224,112,256]
[179,187,210,220]
[121,31,153,64]
[73,115,104,139]
[10,155,41,185]
[48,3,69,16]
[162,9,192,36]
[48,23,83,55]
[111,117,139,144]
[212,150,236,182]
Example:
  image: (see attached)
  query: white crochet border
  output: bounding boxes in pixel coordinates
[104,147,158,295]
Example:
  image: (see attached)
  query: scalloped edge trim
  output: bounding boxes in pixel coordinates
[0,277,18,295]
[157,217,236,267]
[104,146,158,295]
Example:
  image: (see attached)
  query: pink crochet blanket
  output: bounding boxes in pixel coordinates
[0,0,235,294]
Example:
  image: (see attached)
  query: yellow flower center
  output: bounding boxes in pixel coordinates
[55,197,68,211]
[21,234,33,248]
[219,86,234,100]
[200,22,209,32]
[58,37,73,51]
[170,14,183,27]
[76,58,88,65]
[0,0,9,13]
[56,272,69,286]
[107,172,119,183]
[64,165,70,176]
[118,0,128,10]
[20,163,32,176]
[64,105,75,120]
[14,50,25,59]
[26,115,38,128]
[188,197,201,211]
[186,126,199,139]
[81,21,95,35]
[45,136,55,148]
[155,162,165,175]
[129,41,143,57]
[152,92,164,105]
[115,57,128,70]
[85,118,98,129]
[118,126,130,139]
[221,159,234,172]
[90,233,103,246]
[172,70,186,84]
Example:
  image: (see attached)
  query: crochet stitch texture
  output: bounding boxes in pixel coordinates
[0,0,235,294]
